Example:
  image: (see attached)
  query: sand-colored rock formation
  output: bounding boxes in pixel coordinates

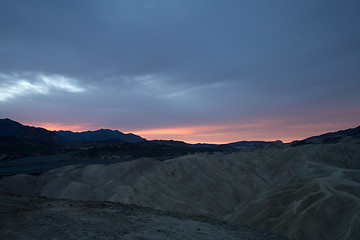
[1,140,360,240]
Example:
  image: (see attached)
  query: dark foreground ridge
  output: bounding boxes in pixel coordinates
[0,194,289,240]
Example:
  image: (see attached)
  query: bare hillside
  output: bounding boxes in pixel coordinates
[0,195,288,240]
[1,140,360,240]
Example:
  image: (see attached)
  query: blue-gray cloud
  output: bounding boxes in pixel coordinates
[1,0,359,134]
[0,72,85,101]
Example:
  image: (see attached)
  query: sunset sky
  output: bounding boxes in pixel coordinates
[1,0,359,143]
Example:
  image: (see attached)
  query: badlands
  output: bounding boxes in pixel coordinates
[1,138,360,240]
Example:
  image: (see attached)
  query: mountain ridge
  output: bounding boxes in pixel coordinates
[0,118,146,144]
[290,125,360,146]
[1,118,360,146]
[0,118,60,142]
[56,128,146,143]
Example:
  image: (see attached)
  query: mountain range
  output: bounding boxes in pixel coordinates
[0,118,60,142]
[4,118,359,147]
[0,118,145,143]
[56,129,145,143]
[1,118,359,176]
[1,118,360,239]
[0,118,274,161]
[0,118,229,174]
[1,125,359,240]
[1,118,359,161]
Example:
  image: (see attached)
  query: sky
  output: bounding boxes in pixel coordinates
[1,0,360,143]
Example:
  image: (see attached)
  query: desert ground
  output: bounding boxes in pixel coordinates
[1,138,360,240]
[0,194,288,240]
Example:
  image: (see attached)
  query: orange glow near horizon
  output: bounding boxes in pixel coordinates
[133,125,295,144]
[132,120,359,144]
[24,119,359,144]
[28,122,97,132]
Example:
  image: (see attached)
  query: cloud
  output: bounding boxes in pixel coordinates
[0,72,85,101]
[118,74,226,101]
[0,1,359,142]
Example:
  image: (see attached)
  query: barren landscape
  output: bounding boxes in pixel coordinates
[2,1,360,239]
[1,135,360,240]
[0,194,288,240]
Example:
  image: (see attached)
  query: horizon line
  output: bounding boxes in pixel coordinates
[3,117,358,145]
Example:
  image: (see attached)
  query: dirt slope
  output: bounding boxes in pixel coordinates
[1,140,360,239]
[0,195,288,240]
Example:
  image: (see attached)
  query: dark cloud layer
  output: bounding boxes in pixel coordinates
[1,0,360,142]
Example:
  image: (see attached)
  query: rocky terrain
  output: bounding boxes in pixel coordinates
[0,194,288,240]
[1,120,360,239]
[1,137,360,240]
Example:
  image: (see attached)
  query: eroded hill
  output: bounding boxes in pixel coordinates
[1,139,360,240]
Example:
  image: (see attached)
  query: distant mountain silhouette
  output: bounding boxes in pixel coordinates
[55,129,146,143]
[0,118,60,142]
[1,118,360,177]
[291,125,360,146]
[225,141,275,148]
[0,119,64,159]
[0,118,146,144]
[0,118,145,160]
[306,125,360,141]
